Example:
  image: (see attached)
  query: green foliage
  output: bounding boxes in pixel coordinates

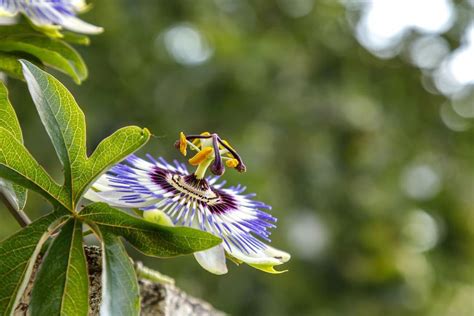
[0,125,70,208]
[0,23,88,84]
[30,218,89,316]
[99,230,140,316]
[0,61,222,315]
[81,203,222,257]
[0,82,27,210]
[0,212,68,315]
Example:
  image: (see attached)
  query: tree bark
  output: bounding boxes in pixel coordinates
[14,246,225,316]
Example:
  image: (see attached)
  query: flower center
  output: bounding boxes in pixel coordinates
[169,174,220,204]
[175,132,246,179]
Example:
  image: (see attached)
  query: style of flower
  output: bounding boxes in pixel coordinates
[85,132,290,275]
[0,0,102,34]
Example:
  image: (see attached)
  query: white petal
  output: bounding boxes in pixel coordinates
[59,16,103,34]
[263,245,291,263]
[194,244,228,275]
[83,189,159,208]
[0,8,17,17]
[226,243,289,266]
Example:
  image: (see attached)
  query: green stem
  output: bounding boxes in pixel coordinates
[134,261,175,285]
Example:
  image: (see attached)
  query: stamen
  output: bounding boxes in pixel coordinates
[177,132,247,175]
[179,132,187,156]
[217,137,247,173]
[188,147,213,166]
[225,159,239,168]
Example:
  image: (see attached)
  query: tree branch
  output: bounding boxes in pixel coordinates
[15,246,225,315]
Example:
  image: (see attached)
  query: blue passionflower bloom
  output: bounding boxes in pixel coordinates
[0,0,102,34]
[85,132,290,275]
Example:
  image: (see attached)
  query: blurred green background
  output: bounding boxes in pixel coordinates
[2,1,474,315]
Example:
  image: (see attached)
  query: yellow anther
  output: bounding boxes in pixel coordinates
[179,132,187,156]
[188,147,213,166]
[225,158,239,168]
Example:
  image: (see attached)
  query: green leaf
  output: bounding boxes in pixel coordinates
[0,24,88,82]
[0,24,39,37]
[80,203,222,257]
[30,218,89,316]
[21,60,87,205]
[21,61,151,205]
[0,127,70,208]
[75,126,151,200]
[0,212,68,316]
[0,81,27,210]
[0,53,23,80]
[0,37,87,84]
[99,229,140,316]
[0,82,23,141]
[62,32,90,46]
[19,35,87,81]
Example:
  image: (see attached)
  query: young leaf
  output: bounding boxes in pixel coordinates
[0,212,69,316]
[0,81,27,210]
[75,126,151,200]
[0,36,87,84]
[0,127,71,208]
[30,218,89,316]
[99,229,140,316]
[80,203,222,257]
[21,59,87,203]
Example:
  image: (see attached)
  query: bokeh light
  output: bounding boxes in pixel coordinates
[401,164,442,201]
[1,1,473,315]
[354,0,454,57]
[161,24,213,66]
[287,211,330,260]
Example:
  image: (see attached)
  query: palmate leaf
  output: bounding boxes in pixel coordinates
[99,229,140,316]
[0,126,71,208]
[75,126,152,200]
[30,218,89,316]
[21,60,87,204]
[21,61,151,207]
[0,82,27,210]
[0,212,69,315]
[81,203,222,257]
